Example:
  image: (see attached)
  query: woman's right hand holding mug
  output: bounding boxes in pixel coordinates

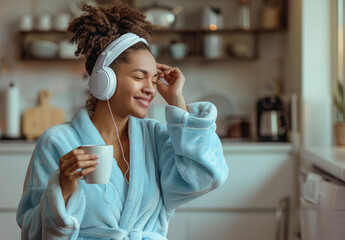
[59,147,98,205]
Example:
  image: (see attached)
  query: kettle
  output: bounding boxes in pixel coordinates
[257,96,287,142]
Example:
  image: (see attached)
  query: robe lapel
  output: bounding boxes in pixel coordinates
[72,108,129,204]
[72,108,106,146]
[119,116,145,229]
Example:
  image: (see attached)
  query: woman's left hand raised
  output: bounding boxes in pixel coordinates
[156,62,187,111]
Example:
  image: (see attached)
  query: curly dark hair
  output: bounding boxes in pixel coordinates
[67,1,154,112]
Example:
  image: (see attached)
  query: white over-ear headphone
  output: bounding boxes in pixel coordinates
[89,33,149,101]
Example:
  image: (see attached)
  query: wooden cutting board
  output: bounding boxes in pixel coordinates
[23,89,65,140]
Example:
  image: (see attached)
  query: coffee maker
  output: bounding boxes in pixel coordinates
[257,95,287,142]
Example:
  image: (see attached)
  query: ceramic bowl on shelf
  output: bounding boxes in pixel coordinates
[169,42,189,59]
[29,40,58,59]
[226,42,254,59]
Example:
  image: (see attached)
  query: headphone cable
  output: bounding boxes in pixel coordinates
[106,99,130,184]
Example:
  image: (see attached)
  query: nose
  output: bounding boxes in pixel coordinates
[143,79,156,95]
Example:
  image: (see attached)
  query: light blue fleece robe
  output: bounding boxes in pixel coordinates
[16,102,228,240]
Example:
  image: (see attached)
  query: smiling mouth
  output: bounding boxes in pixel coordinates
[134,97,150,108]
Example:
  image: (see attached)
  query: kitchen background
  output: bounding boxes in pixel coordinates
[0,0,300,140]
[1,0,344,240]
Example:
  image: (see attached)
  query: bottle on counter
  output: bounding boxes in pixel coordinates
[237,0,251,29]
[4,82,21,139]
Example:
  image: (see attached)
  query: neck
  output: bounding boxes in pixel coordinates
[91,100,129,144]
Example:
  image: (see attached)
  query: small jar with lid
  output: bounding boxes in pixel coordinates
[260,0,281,29]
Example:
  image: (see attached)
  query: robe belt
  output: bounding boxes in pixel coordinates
[79,227,167,240]
[120,228,166,240]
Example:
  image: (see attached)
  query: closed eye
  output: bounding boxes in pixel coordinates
[152,75,158,85]
[134,77,144,80]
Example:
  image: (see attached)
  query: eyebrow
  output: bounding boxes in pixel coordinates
[132,68,158,77]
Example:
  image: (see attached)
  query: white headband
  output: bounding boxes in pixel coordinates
[93,33,149,71]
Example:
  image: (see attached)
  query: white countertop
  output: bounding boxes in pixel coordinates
[300,146,345,182]
[0,140,37,153]
[221,140,293,153]
[0,139,293,154]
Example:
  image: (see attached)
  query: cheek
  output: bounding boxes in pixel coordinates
[116,80,134,95]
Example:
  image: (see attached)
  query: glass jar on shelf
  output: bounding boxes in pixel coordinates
[237,0,251,29]
[260,0,281,29]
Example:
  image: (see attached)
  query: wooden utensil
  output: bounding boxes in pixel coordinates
[22,89,65,140]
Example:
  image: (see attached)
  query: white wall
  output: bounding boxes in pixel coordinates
[301,0,337,147]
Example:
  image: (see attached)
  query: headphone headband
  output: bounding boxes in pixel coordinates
[93,33,149,71]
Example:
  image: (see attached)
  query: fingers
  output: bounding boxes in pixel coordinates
[60,147,99,182]
[156,62,178,74]
[156,62,186,100]
[164,68,182,84]
[156,62,171,70]
[156,78,169,93]
[157,69,165,79]
[62,148,85,160]
[79,167,97,179]
[64,159,98,176]
[66,166,97,181]
[157,65,181,83]
[156,63,176,77]
[61,153,98,169]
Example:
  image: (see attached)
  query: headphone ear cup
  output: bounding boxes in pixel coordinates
[103,66,117,99]
[89,67,117,101]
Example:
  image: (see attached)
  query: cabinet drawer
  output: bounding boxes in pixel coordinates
[167,211,276,240]
[0,153,31,208]
[182,152,295,209]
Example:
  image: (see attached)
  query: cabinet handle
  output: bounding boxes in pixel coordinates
[275,196,290,240]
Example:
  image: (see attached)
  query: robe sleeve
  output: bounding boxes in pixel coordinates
[16,128,86,239]
[156,102,228,211]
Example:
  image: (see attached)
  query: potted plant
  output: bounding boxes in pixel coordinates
[333,80,345,146]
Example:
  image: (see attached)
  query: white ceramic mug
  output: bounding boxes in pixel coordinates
[169,42,189,59]
[36,14,52,31]
[54,13,71,31]
[20,14,33,31]
[80,145,113,184]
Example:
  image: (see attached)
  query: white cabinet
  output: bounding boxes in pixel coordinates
[0,212,21,239]
[0,142,34,240]
[167,143,296,240]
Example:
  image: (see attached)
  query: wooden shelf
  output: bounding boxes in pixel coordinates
[20,57,83,62]
[153,27,288,35]
[19,27,287,36]
[19,30,71,34]
[156,55,258,62]
[17,27,285,61]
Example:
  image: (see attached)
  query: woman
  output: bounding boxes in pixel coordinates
[16,2,228,240]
